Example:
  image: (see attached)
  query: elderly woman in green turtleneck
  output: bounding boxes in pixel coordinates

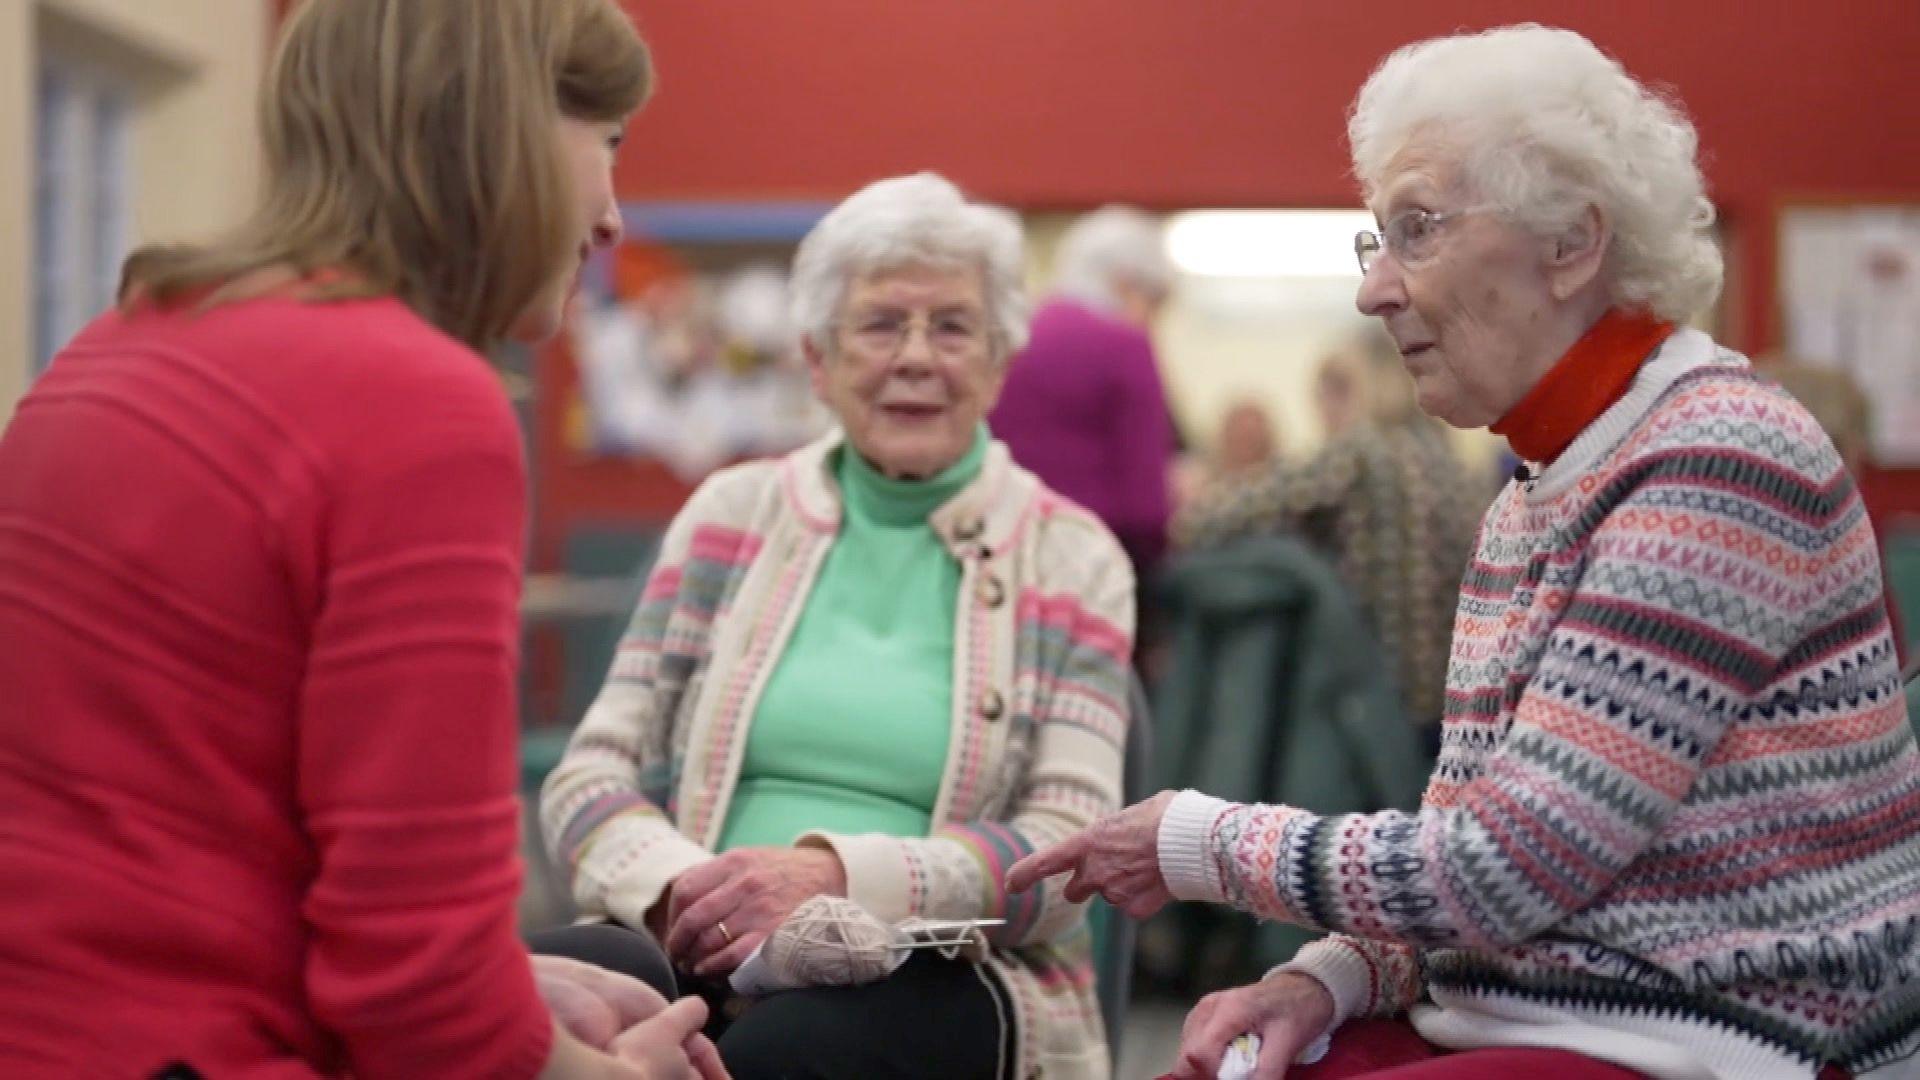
[538,172,1134,1080]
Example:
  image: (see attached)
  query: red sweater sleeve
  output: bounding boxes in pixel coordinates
[295,351,550,1078]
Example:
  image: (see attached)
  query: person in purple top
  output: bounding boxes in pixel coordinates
[989,207,1179,581]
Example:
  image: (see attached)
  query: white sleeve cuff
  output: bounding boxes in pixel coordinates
[795,830,914,923]
[1271,939,1375,1031]
[1157,789,1233,903]
[581,819,715,930]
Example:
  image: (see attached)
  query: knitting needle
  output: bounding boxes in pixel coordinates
[893,918,1005,950]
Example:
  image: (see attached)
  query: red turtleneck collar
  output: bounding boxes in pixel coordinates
[1490,308,1675,465]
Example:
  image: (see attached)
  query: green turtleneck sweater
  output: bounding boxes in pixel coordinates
[716,428,988,851]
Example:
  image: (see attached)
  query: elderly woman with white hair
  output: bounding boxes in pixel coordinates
[1010,25,1920,1080]
[540,172,1132,1079]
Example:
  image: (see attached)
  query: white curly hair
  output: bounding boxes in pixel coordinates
[1347,24,1722,323]
[789,172,1029,363]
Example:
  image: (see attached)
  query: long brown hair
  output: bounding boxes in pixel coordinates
[120,0,651,351]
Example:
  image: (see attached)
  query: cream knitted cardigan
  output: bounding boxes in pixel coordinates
[542,431,1135,1079]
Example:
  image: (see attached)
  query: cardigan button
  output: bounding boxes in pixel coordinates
[977,573,1006,608]
[954,516,985,542]
[980,689,1005,722]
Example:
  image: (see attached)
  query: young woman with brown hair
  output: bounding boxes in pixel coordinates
[0,2,722,1077]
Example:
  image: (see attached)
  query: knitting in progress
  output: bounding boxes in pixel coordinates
[729,895,998,996]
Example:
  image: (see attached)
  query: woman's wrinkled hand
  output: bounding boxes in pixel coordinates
[662,846,848,977]
[1162,972,1335,1080]
[1005,790,1177,919]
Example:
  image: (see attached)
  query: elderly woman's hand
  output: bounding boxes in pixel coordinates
[662,846,847,977]
[1005,790,1177,919]
[1164,972,1335,1080]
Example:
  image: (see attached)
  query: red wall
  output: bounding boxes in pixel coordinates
[564,3,1920,699]
[604,0,1920,554]
[616,0,1920,355]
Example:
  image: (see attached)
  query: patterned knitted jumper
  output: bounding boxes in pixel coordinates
[1160,327,1920,1079]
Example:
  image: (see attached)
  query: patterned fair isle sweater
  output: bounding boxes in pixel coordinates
[1160,329,1920,1080]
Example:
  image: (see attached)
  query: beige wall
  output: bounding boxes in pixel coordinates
[0,0,265,423]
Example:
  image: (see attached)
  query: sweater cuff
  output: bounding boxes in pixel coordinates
[1273,938,1376,1031]
[577,816,715,930]
[1157,789,1233,903]
[796,831,913,923]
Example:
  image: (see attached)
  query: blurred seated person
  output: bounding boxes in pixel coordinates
[989,206,1179,582]
[1173,397,1282,515]
[1314,347,1368,442]
[1175,330,1486,735]
[1215,397,1283,478]
[538,173,1133,1080]
[1013,24,1920,1080]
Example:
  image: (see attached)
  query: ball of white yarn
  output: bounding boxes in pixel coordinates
[762,895,900,987]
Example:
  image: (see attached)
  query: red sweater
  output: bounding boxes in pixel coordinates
[0,295,550,1078]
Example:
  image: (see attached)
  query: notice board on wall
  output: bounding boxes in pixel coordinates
[1780,203,1920,464]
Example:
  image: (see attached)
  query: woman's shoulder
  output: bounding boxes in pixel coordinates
[1006,475,1136,637]
[1017,471,1134,582]
[1635,352,1843,479]
[58,296,517,481]
[195,292,478,374]
[1587,344,1851,520]
[666,452,816,549]
[170,294,506,430]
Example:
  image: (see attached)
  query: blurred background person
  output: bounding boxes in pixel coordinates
[540,173,1132,1080]
[1175,329,1487,741]
[0,1,726,1078]
[1312,347,1368,443]
[991,206,1180,587]
[1215,396,1283,478]
[1171,397,1280,534]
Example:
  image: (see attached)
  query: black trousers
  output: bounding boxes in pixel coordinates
[529,921,1016,1080]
